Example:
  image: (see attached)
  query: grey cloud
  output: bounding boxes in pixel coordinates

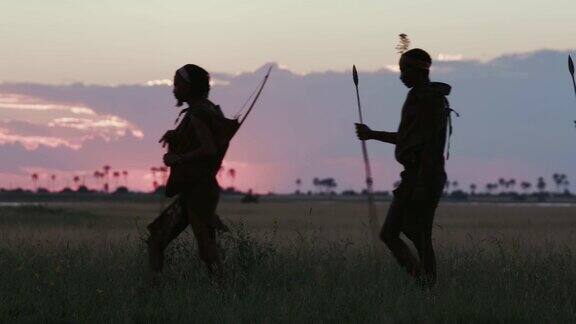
[1,50,575,191]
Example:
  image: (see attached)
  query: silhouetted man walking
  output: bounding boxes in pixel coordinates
[356,48,452,285]
[147,64,229,285]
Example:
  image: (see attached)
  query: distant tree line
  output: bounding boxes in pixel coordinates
[1,170,573,200]
[1,164,247,196]
[291,173,573,200]
[22,165,132,195]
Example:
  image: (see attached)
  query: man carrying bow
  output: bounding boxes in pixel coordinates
[147,64,230,285]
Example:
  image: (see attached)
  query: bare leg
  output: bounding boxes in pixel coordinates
[381,198,421,277]
[418,232,436,285]
[147,198,189,285]
[176,178,223,284]
[407,230,436,286]
[404,190,442,286]
[186,206,224,284]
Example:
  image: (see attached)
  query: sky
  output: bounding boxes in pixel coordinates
[1,0,575,84]
[0,1,575,193]
[1,50,575,193]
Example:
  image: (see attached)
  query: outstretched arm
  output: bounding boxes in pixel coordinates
[355,123,398,145]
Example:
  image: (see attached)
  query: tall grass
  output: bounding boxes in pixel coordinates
[1,217,575,323]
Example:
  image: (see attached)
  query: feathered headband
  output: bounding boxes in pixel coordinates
[395,34,431,70]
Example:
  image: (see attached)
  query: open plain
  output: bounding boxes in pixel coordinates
[1,198,575,322]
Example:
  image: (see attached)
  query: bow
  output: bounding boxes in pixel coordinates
[235,65,274,126]
[173,65,273,126]
[218,64,273,157]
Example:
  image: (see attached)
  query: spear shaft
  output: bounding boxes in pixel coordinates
[569,55,576,125]
[570,74,576,99]
[352,65,379,245]
[569,56,576,98]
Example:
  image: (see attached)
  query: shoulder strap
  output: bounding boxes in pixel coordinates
[445,99,460,160]
[174,108,189,125]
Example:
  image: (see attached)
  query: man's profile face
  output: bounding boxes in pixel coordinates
[172,74,189,105]
[399,64,418,88]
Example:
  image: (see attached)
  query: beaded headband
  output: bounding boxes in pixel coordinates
[177,66,191,82]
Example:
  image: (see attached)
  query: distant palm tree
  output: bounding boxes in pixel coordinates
[327,178,338,193]
[50,174,57,192]
[31,173,39,191]
[311,178,338,194]
[323,178,338,194]
[520,181,532,194]
[295,178,302,193]
[452,181,459,191]
[227,168,236,188]
[508,179,516,192]
[469,183,477,195]
[122,170,128,187]
[73,175,80,190]
[553,174,569,194]
[552,173,562,194]
[537,177,546,193]
[102,165,111,192]
[485,183,497,195]
[92,171,99,190]
[498,177,507,193]
[93,170,102,191]
[158,167,168,186]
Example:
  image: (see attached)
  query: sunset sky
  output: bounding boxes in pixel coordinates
[1,0,575,83]
[1,1,575,193]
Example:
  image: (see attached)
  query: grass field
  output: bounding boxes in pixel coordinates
[1,198,576,322]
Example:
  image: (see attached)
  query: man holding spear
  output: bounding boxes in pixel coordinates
[355,48,452,286]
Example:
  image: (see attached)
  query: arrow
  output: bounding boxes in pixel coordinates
[352,65,379,245]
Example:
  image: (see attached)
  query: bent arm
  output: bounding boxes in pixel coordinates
[180,117,217,162]
[356,123,398,144]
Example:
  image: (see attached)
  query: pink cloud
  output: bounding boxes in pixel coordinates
[0,128,81,150]
[0,93,96,114]
[0,92,144,150]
